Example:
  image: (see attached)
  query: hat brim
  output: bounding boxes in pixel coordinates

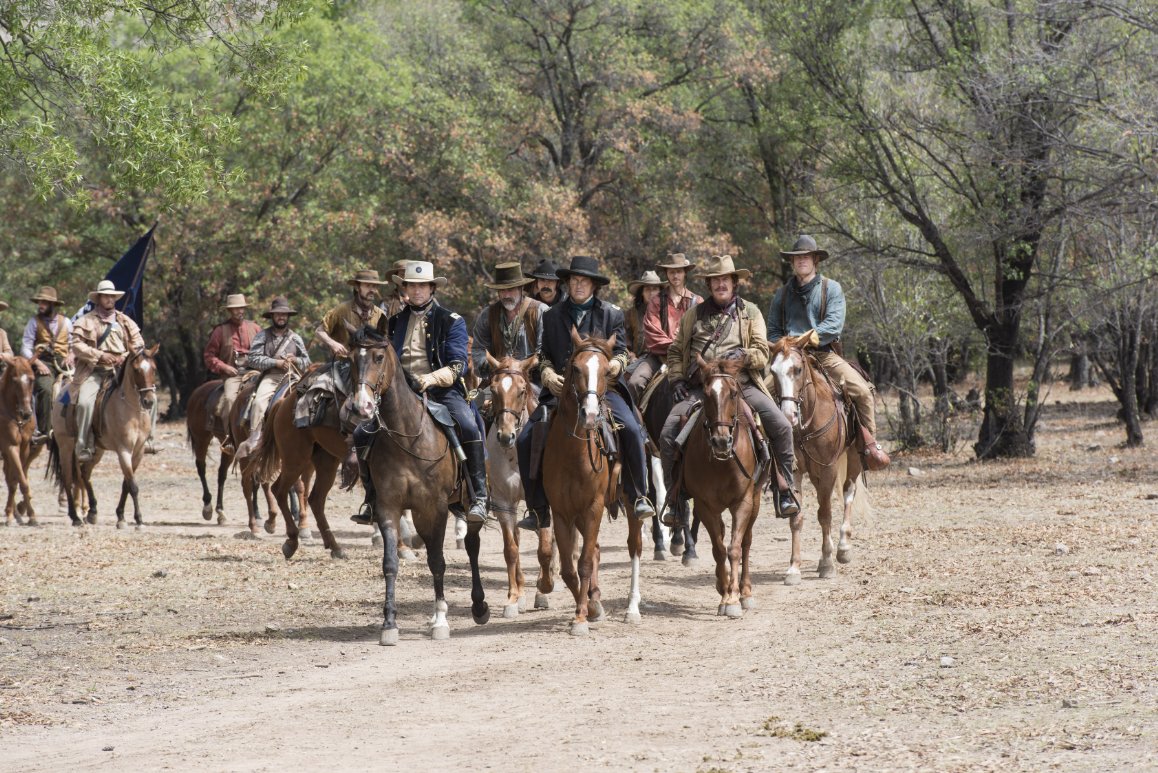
[89,290,126,301]
[29,295,59,304]
[780,249,828,262]
[262,309,298,318]
[347,277,388,286]
[700,269,752,281]
[556,268,610,286]
[483,278,535,290]
[657,261,698,271]
[627,279,667,293]
[221,302,249,309]
[392,275,448,288]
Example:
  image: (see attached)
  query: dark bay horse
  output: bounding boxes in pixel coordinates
[1,357,40,526]
[50,345,159,528]
[680,354,766,617]
[348,327,489,644]
[484,352,555,618]
[542,331,644,636]
[769,333,867,585]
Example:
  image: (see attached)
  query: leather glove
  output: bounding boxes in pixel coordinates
[606,357,623,379]
[415,373,438,392]
[542,367,565,397]
[672,380,690,402]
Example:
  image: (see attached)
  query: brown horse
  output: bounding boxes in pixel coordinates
[348,326,489,645]
[769,333,866,585]
[483,352,555,618]
[50,345,159,528]
[253,370,345,559]
[542,330,644,636]
[1,357,40,525]
[679,354,766,616]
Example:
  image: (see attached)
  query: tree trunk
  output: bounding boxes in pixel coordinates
[974,324,1033,459]
[1068,352,1090,391]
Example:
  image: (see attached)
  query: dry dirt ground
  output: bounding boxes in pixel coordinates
[1,385,1155,772]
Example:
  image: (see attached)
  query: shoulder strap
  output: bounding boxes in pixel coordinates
[820,278,828,322]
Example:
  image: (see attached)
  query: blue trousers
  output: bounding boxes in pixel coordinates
[516,391,648,513]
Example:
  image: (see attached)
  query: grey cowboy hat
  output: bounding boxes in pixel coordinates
[262,296,298,318]
[347,269,388,286]
[556,255,610,286]
[780,234,829,262]
[527,259,561,281]
[657,252,698,271]
[220,293,249,309]
[627,270,667,294]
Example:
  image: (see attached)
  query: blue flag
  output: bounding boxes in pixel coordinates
[72,224,157,326]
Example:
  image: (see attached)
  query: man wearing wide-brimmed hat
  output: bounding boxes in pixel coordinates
[352,260,489,524]
[632,253,704,398]
[514,255,656,530]
[526,258,567,307]
[70,280,146,463]
[661,255,799,520]
[204,293,262,454]
[470,261,546,385]
[624,270,665,361]
[235,297,311,460]
[315,269,388,361]
[19,286,73,443]
[769,235,890,471]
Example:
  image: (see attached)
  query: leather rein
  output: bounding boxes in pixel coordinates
[352,339,450,464]
[785,347,846,467]
[700,371,755,479]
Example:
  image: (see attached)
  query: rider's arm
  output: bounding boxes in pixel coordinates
[203,325,230,374]
[815,279,846,347]
[246,330,273,372]
[70,316,102,366]
[766,288,786,344]
[469,308,492,380]
[607,305,630,375]
[291,333,311,371]
[665,310,694,383]
[20,318,36,359]
[742,302,771,373]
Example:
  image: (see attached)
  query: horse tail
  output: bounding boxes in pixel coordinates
[46,435,62,488]
[254,402,282,484]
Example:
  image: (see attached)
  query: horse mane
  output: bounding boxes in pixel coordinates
[701,353,746,380]
[573,334,613,359]
[771,338,835,402]
[350,325,388,347]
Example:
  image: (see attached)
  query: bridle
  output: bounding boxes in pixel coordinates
[701,371,753,477]
[0,361,34,427]
[121,349,157,411]
[489,367,529,435]
[565,344,613,471]
[779,346,845,467]
[352,339,392,403]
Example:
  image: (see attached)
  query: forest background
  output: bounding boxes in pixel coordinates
[1,0,1155,457]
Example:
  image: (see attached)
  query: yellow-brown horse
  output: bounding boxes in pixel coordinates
[1,357,39,525]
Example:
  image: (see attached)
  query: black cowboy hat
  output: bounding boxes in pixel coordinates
[780,234,829,262]
[527,259,561,281]
[262,296,298,318]
[556,255,610,286]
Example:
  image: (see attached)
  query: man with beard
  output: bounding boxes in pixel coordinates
[19,286,73,445]
[526,259,566,307]
[204,293,261,454]
[234,297,310,460]
[470,261,546,388]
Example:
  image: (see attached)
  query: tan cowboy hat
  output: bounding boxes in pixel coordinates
[699,255,752,282]
[261,296,297,318]
[484,262,535,290]
[386,259,412,277]
[391,260,448,288]
[220,293,249,309]
[657,252,697,271]
[627,270,667,294]
[88,279,125,301]
[347,268,388,286]
[29,286,60,304]
[780,234,829,262]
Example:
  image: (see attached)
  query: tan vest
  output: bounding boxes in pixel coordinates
[34,314,70,360]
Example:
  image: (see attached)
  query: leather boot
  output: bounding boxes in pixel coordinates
[339,441,359,491]
[660,456,680,527]
[777,463,800,518]
[517,508,550,531]
[463,440,489,524]
[350,457,376,526]
[859,426,891,471]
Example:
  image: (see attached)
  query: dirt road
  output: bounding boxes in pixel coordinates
[1,389,1155,771]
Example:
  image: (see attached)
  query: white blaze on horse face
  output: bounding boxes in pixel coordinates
[354,348,377,418]
[582,356,600,421]
[500,375,513,394]
[771,354,798,426]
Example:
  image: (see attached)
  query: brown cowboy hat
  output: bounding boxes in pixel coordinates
[261,296,297,318]
[699,254,752,282]
[347,269,388,286]
[627,270,667,294]
[484,262,535,290]
[386,259,412,276]
[88,279,125,301]
[220,293,249,309]
[657,252,698,271]
[29,286,60,304]
[556,255,610,286]
[391,260,448,288]
[780,234,829,262]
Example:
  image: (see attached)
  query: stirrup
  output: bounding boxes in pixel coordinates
[776,490,800,518]
[350,501,375,526]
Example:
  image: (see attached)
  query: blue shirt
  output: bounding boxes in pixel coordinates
[767,275,846,347]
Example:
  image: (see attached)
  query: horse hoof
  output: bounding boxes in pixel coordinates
[408,536,426,550]
[724,604,743,619]
[71,518,84,528]
[331,548,348,560]
[784,569,802,586]
[456,539,465,550]
[473,606,490,625]
[653,549,666,561]
[85,514,97,525]
[201,504,213,521]
[670,542,685,557]
[298,529,314,542]
[431,625,450,641]
[837,548,852,564]
[534,593,549,610]
[624,611,642,625]
[281,540,298,560]
[588,601,605,623]
[741,597,755,610]
[818,562,835,579]
[569,621,589,636]
[681,554,698,568]
[399,548,417,562]
[216,510,226,525]
[264,519,276,535]
[116,521,126,530]
[380,628,399,646]
[502,604,519,619]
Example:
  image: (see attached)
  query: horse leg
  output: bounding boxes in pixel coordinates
[500,516,523,618]
[649,455,669,560]
[722,497,757,618]
[817,477,836,579]
[572,512,601,631]
[624,508,644,624]
[682,498,700,566]
[740,512,756,610]
[82,462,99,525]
[240,467,260,534]
[464,521,490,626]
[837,462,857,564]
[554,520,582,631]
[307,450,344,559]
[194,450,213,521]
[697,501,729,612]
[785,504,805,586]
[534,518,555,609]
[378,512,402,646]
[421,505,451,640]
[274,470,303,560]
[398,511,419,560]
[268,481,287,533]
[3,453,17,525]
[587,539,604,623]
[213,453,229,524]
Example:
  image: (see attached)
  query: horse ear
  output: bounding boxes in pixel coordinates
[607,333,616,349]
[794,330,818,349]
[569,326,583,348]
[519,355,538,374]
[485,351,501,370]
[343,319,360,336]
[147,343,160,357]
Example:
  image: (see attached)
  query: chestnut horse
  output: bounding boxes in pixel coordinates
[1,357,39,525]
[483,352,555,618]
[680,354,767,616]
[769,333,866,586]
[542,331,644,636]
[50,345,159,528]
[348,327,489,644]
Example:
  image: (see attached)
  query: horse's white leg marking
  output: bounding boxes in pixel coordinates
[430,598,450,640]
[624,551,642,624]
